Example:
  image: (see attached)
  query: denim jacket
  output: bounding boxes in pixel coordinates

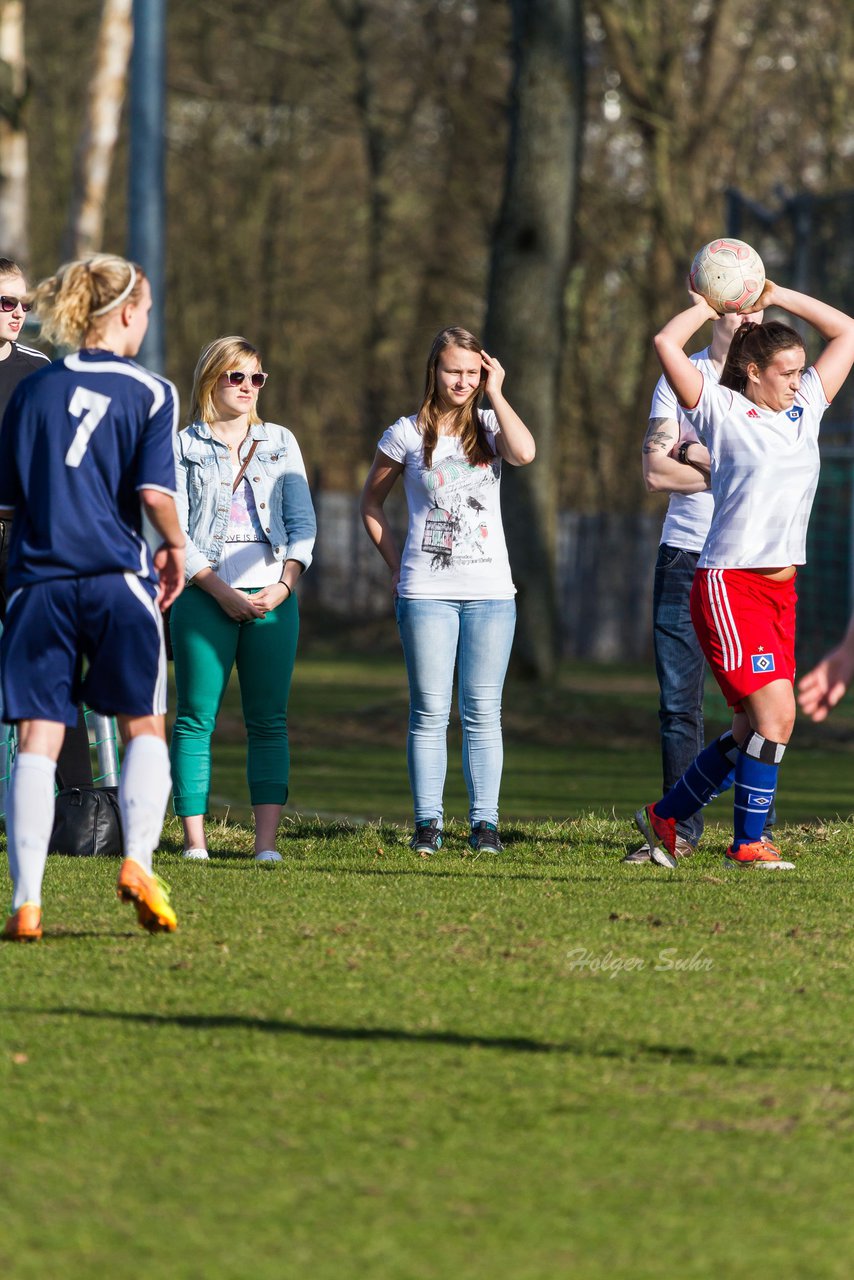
[174,420,317,582]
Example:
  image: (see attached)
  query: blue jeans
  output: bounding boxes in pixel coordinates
[395,597,516,827]
[653,544,706,846]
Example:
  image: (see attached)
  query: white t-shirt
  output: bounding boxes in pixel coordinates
[218,475,280,588]
[377,410,515,599]
[651,348,716,553]
[684,366,829,569]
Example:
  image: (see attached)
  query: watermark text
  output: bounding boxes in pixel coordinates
[566,946,714,978]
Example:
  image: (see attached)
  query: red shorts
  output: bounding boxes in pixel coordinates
[689,568,797,711]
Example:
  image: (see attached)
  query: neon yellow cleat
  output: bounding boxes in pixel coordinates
[116,859,178,933]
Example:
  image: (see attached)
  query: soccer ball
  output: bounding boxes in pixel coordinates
[689,238,765,314]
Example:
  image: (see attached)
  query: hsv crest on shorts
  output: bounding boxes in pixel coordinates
[751,652,775,674]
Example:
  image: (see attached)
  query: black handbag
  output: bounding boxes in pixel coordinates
[49,786,124,857]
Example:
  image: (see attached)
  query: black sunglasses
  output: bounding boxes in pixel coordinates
[224,370,267,388]
[0,295,31,313]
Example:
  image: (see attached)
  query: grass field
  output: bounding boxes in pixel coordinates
[3,655,854,1278]
[207,650,854,825]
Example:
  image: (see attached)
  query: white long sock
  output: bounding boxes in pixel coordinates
[119,735,171,876]
[8,753,57,910]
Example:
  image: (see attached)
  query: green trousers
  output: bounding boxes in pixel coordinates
[169,585,300,816]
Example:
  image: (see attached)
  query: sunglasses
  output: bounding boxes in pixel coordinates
[224,370,267,388]
[0,295,31,313]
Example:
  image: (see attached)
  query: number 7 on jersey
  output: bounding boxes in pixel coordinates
[65,385,112,468]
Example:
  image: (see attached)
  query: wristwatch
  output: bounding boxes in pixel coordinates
[677,440,692,466]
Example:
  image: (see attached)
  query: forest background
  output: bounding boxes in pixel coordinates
[3,0,854,669]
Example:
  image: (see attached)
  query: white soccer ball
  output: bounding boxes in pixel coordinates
[689,238,765,314]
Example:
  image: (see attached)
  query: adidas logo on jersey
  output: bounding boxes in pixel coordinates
[746,408,760,418]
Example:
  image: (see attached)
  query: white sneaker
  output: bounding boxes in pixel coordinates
[255,850,282,864]
[183,847,209,861]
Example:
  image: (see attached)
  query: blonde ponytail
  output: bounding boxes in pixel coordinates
[32,254,143,348]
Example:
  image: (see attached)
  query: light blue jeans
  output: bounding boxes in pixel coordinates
[395,597,516,827]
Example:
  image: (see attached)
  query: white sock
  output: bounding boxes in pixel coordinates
[119,735,171,876]
[8,753,57,910]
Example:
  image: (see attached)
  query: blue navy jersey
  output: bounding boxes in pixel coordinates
[0,349,178,589]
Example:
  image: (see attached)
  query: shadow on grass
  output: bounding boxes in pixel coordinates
[9,1004,793,1070]
[41,929,142,941]
[174,857,675,885]
[285,863,686,886]
[164,821,600,847]
[1,926,146,942]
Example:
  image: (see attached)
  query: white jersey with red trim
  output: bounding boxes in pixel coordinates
[651,347,716,553]
[684,366,829,569]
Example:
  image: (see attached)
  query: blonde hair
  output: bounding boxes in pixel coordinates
[416,326,493,470]
[190,335,264,426]
[31,254,144,348]
[0,256,25,287]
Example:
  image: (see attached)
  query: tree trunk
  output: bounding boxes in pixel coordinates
[483,0,585,680]
[331,0,420,445]
[63,0,133,260]
[0,0,28,263]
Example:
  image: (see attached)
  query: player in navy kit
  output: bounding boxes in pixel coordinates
[0,254,186,940]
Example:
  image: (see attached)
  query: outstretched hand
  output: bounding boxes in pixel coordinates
[797,644,854,722]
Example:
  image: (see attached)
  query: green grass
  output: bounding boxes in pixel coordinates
[4,655,854,1277]
[202,653,854,825]
[3,819,854,1278]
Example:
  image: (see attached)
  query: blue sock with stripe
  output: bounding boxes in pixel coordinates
[732,747,779,849]
[655,732,738,822]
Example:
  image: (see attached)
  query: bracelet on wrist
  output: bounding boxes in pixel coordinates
[279,580,292,596]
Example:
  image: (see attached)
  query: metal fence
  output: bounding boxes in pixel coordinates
[306,434,854,666]
[0,711,120,818]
